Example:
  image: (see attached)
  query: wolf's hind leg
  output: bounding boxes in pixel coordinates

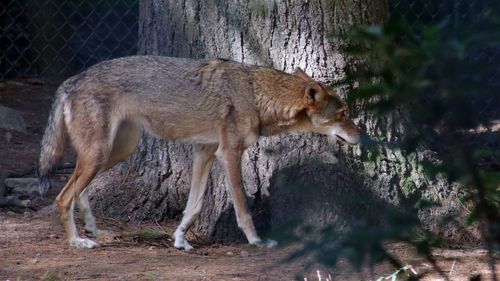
[104,119,142,170]
[56,165,86,247]
[56,140,105,249]
[174,144,217,250]
[77,189,97,238]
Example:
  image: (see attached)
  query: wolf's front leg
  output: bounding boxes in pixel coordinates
[215,141,277,248]
[174,144,217,250]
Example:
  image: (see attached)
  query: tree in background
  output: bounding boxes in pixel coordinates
[89,0,400,243]
[88,0,482,254]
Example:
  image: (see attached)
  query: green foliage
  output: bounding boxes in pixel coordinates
[284,206,426,269]
[286,9,500,280]
[361,6,500,269]
[342,11,500,250]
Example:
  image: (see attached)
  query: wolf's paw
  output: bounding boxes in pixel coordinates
[70,237,98,249]
[251,239,278,248]
[174,239,194,251]
[84,227,98,239]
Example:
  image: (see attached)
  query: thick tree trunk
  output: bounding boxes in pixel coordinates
[88,0,475,244]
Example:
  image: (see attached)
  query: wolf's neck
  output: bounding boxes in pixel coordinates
[251,69,305,136]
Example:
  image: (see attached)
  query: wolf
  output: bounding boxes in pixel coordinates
[38,56,360,250]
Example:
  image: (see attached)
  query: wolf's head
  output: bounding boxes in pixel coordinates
[295,68,361,145]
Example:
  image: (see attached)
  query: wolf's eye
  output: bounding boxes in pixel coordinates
[311,114,329,125]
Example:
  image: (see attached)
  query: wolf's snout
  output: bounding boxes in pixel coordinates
[347,133,361,145]
[330,125,361,145]
[335,133,360,145]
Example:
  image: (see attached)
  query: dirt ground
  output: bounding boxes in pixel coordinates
[0,210,497,281]
[0,78,498,281]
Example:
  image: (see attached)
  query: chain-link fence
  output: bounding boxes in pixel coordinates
[1,0,137,79]
[1,0,498,127]
[391,0,500,85]
[1,0,498,79]
[392,0,492,25]
[390,0,499,172]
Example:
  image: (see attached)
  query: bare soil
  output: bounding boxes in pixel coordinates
[0,78,498,281]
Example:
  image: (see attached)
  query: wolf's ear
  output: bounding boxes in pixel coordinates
[294,67,310,80]
[304,83,325,107]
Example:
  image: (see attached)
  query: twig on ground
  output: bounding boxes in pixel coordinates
[449,259,456,278]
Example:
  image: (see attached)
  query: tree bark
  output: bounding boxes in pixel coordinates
[88,0,476,244]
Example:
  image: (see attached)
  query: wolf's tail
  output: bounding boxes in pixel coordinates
[38,89,67,196]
